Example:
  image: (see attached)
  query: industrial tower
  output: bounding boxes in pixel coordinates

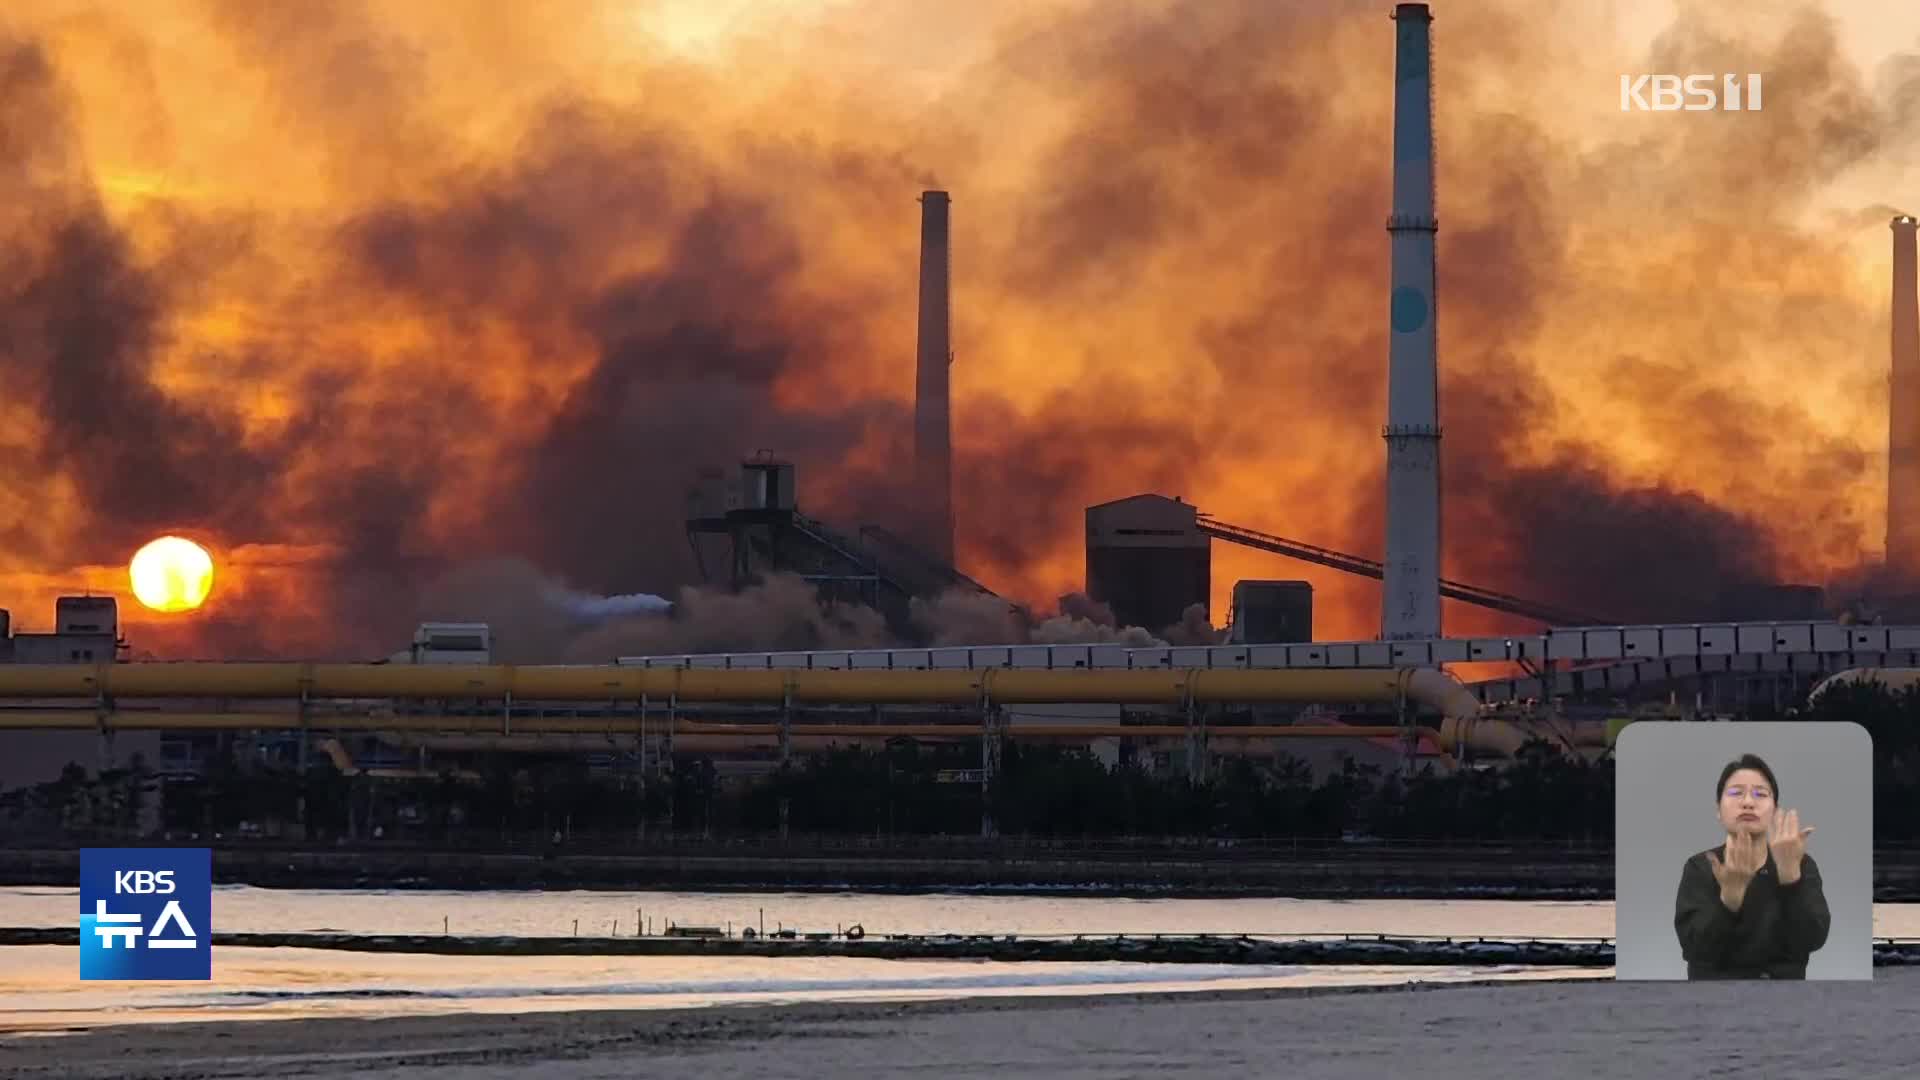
[914,190,955,567]
[1381,2,1442,640]
[1890,214,1919,583]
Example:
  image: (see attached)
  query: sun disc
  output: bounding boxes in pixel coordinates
[129,536,215,613]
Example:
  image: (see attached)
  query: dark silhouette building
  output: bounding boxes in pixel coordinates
[1228,580,1314,644]
[1085,494,1210,634]
[1,596,122,664]
[1714,583,1826,623]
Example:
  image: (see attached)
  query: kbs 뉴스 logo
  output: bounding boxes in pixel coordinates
[79,848,212,980]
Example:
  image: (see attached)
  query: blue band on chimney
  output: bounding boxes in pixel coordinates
[1391,287,1429,333]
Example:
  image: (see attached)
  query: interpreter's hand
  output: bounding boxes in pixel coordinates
[1770,808,1815,884]
[1708,830,1767,911]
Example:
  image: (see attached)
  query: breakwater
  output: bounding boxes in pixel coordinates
[0,926,1613,964]
[5,926,1919,966]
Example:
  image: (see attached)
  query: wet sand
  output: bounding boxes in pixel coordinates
[3,971,1917,1079]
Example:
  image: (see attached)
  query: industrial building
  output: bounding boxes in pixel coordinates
[0,596,123,664]
[1084,490,1605,641]
[9,2,1920,823]
[0,598,157,793]
[685,452,998,636]
[1229,581,1314,644]
[387,623,492,665]
[1714,584,1827,623]
[1084,494,1211,633]
[679,189,977,637]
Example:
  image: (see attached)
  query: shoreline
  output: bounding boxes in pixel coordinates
[0,975,1598,1054]
[3,971,1914,1080]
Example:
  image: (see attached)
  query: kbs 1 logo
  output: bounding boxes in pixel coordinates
[79,848,212,980]
[1620,74,1763,112]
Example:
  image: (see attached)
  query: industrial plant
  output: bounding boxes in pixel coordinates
[5,2,1919,833]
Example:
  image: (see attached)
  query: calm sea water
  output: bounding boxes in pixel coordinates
[4,888,1914,1032]
[11,886,1920,939]
[7,886,1629,939]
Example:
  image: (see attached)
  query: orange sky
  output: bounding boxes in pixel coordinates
[1,0,1916,658]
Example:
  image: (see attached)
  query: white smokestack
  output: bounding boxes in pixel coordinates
[1381,2,1442,640]
[914,190,955,566]
[1891,214,1920,581]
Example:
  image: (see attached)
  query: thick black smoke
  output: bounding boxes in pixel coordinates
[4,1,1916,662]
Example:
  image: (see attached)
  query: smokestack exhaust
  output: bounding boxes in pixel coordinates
[1381,2,1442,640]
[915,190,955,566]
[1890,214,1920,582]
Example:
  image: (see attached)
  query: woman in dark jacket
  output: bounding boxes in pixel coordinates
[1673,753,1830,979]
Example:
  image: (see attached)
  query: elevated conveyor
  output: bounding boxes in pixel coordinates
[1195,514,1611,626]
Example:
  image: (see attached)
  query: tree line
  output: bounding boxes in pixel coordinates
[4,681,1916,847]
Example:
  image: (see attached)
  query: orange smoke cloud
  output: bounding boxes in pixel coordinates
[0,0,1915,658]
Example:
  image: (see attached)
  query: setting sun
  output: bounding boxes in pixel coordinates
[129,536,215,613]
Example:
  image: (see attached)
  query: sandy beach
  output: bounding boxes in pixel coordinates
[3,970,1917,1079]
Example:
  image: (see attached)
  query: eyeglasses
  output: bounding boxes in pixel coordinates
[1723,786,1773,801]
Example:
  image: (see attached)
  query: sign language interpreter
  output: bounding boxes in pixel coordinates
[1674,754,1830,979]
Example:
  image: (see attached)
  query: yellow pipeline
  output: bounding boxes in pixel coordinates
[0,663,1472,714]
[0,712,1410,739]
[369,728,1411,754]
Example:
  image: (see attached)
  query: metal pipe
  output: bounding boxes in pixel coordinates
[390,733,1427,755]
[1438,714,1529,758]
[0,664,1537,751]
[0,712,1419,738]
[1806,667,1920,704]
[0,664,1475,711]
[0,710,1425,759]
[0,709,1549,754]
[360,725,1416,752]
[0,708,1417,738]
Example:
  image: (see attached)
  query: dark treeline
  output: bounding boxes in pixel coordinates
[3,684,1916,848]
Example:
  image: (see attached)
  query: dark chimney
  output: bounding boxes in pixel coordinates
[914,190,954,566]
[1890,215,1919,581]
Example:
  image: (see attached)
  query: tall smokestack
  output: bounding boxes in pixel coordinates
[915,190,955,566]
[1890,214,1920,582]
[1381,3,1441,640]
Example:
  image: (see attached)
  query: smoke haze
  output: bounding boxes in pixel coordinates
[1,0,1915,657]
